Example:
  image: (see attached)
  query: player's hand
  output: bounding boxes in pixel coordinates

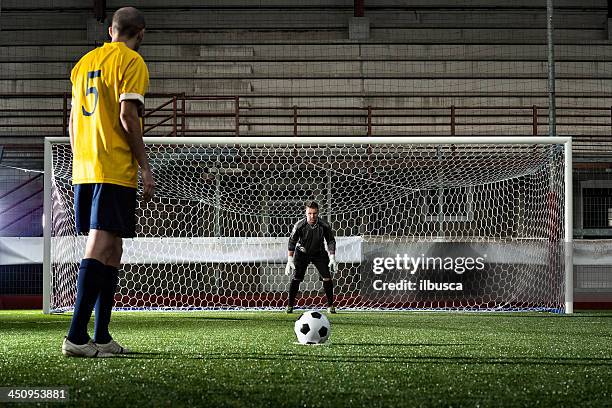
[328,255,338,273]
[285,256,296,276]
[141,168,156,202]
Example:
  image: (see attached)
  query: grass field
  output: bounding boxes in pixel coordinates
[0,310,611,407]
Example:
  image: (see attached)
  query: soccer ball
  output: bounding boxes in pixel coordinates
[294,311,331,345]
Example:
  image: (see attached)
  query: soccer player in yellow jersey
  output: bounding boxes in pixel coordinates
[62,7,155,358]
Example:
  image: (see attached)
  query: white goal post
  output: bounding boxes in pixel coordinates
[43,136,573,313]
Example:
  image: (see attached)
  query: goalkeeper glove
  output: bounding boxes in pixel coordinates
[285,256,296,276]
[328,255,338,273]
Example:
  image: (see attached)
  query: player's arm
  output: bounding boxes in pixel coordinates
[68,105,75,153]
[285,223,300,275]
[324,223,336,255]
[119,56,153,200]
[287,223,300,255]
[119,100,155,201]
[69,66,77,153]
[324,223,338,272]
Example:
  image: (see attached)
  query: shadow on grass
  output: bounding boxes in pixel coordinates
[210,354,612,367]
[465,313,612,319]
[119,351,164,358]
[179,316,251,322]
[118,350,612,368]
[332,342,466,347]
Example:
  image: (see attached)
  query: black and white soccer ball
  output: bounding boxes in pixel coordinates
[294,311,331,345]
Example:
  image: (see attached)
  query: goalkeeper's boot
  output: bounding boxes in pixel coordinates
[95,339,131,354]
[62,337,113,358]
[286,306,294,314]
[327,305,337,314]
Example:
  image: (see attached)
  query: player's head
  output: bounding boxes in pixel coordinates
[109,7,146,51]
[305,201,319,225]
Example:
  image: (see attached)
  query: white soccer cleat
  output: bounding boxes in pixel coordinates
[62,337,114,358]
[95,339,131,354]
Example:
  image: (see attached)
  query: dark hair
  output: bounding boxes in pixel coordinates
[112,7,146,39]
[305,201,319,210]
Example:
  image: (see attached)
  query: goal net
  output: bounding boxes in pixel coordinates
[44,137,572,313]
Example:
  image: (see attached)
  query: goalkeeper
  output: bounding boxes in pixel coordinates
[285,201,337,314]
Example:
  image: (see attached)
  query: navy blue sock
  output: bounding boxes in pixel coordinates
[67,258,105,345]
[93,265,119,344]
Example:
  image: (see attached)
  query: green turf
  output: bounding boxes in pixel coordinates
[0,310,611,407]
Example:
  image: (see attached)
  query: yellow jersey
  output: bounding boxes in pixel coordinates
[70,41,149,188]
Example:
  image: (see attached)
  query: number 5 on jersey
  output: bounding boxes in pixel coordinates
[82,70,101,117]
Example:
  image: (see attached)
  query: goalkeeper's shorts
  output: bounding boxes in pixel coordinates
[293,251,331,281]
[74,183,137,238]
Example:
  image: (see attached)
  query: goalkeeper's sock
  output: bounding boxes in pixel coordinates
[288,279,301,307]
[323,280,334,306]
[67,258,105,345]
[93,265,119,344]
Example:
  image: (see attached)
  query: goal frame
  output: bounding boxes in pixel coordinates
[43,136,573,314]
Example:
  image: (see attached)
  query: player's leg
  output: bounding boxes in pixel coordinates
[93,236,121,345]
[90,183,136,353]
[66,229,118,346]
[66,185,117,347]
[93,236,131,354]
[288,253,308,313]
[313,253,335,313]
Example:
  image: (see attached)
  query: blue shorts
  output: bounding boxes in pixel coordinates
[74,183,137,238]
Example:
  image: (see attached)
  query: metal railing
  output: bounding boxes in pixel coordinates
[0,93,610,142]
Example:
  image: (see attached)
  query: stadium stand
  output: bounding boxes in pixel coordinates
[0,0,610,307]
